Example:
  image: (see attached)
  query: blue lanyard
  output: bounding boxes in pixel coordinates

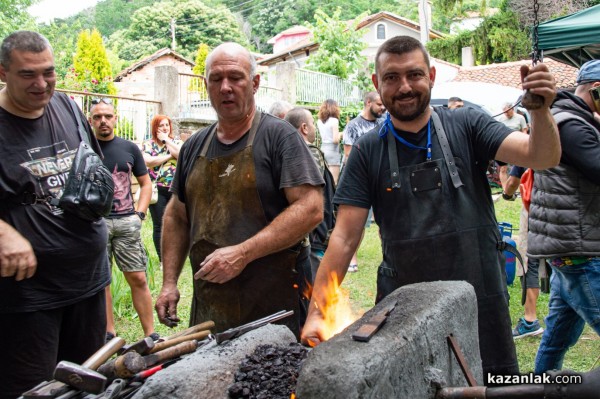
[378,113,432,161]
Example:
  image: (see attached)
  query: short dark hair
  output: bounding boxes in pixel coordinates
[448,97,462,103]
[284,107,311,130]
[0,31,52,69]
[374,35,429,74]
[364,91,379,106]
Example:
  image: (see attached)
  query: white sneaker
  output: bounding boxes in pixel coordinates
[348,264,358,273]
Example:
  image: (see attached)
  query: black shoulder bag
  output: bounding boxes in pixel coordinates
[53,100,114,221]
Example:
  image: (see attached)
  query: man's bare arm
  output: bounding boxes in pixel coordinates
[194,184,323,284]
[301,205,369,346]
[0,220,37,281]
[135,173,152,215]
[155,197,190,326]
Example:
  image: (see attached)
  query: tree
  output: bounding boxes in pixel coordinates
[305,8,367,80]
[0,0,36,39]
[189,43,210,94]
[108,0,249,62]
[66,29,116,94]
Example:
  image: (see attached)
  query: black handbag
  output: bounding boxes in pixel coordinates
[53,99,114,221]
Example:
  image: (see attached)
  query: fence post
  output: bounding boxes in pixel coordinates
[154,66,179,117]
[275,62,296,105]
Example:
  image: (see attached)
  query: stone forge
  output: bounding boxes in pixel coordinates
[133,281,481,398]
[295,281,482,399]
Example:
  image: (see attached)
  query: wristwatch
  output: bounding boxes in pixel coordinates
[135,211,146,220]
[502,192,517,201]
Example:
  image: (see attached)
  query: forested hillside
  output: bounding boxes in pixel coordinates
[3,0,597,91]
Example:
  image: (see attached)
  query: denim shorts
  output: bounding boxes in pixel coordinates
[105,214,147,272]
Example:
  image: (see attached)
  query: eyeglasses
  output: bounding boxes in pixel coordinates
[91,98,113,105]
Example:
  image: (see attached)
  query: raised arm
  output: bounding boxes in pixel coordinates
[495,64,561,169]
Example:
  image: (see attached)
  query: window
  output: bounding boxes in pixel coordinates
[377,24,386,40]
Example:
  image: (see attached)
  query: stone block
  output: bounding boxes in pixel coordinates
[296,281,482,399]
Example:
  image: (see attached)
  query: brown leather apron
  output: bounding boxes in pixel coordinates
[185,113,300,337]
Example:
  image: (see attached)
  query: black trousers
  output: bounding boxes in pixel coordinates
[0,290,106,399]
[148,186,172,261]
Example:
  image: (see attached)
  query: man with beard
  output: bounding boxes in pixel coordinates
[302,35,561,377]
[90,99,156,342]
[341,91,385,273]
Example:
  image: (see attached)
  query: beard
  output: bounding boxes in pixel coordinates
[387,90,431,122]
[369,106,383,119]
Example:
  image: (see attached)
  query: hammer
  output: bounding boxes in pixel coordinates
[52,336,126,394]
[98,338,207,380]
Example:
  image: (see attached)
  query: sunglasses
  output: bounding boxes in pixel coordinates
[91,98,113,105]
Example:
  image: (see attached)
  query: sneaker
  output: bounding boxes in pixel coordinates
[105,332,115,343]
[513,317,544,339]
[148,332,160,341]
[348,264,358,273]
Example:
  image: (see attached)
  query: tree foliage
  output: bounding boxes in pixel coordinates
[305,8,367,80]
[68,29,116,94]
[0,0,36,39]
[108,0,248,62]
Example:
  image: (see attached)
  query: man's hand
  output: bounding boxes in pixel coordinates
[300,305,327,347]
[155,284,181,327]
[0,223,37,281]
[520,63,557,110]
[194,244,248,284]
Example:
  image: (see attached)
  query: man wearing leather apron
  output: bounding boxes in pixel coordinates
[302,36,561,377]
[155,43,324,339]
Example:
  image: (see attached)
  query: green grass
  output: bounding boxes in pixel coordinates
[113,196,599,373]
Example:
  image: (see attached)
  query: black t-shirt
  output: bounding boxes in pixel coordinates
[336,107,512,223]
[98,136,148,217]
[0,92,110,313]
[173,113,324,222]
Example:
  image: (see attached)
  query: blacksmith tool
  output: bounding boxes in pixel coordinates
[149,329,211,353]
[161,320,215,342]
[22,336,125,398]
[215,310,295,344]
[351,301,397,342]
[117,336,155,356]
[98,335,215,380]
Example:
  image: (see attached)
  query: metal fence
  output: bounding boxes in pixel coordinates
[177,73,284,120]
[295,68,362,106]
[61,89,161,142]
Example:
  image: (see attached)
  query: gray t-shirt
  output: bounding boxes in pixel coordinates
[343,115,381,146]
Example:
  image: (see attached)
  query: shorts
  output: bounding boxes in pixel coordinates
[106,214,147,272]
[522,258,540,289]
[321,143,341,166]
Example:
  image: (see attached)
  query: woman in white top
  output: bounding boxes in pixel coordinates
[317,99,341,184]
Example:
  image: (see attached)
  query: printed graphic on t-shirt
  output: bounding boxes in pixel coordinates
[19,141,77,210]
[111,163,134,213]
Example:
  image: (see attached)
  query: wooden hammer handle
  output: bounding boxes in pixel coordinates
[83,336,126,370]
[163,320,215,341]
[150,330,211,354]
[144,340,198,368]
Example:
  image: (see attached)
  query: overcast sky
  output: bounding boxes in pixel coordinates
[28,0,101,24]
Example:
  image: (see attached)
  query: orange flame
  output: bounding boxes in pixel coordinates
[308,272,361,346]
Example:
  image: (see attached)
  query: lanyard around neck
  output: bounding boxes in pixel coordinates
[379,113,432,161]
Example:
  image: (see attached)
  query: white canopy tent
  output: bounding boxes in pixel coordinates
[431,81,524,116]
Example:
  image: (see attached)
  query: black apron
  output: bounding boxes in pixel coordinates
[185,113,301,337]
[376,110,518,376]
